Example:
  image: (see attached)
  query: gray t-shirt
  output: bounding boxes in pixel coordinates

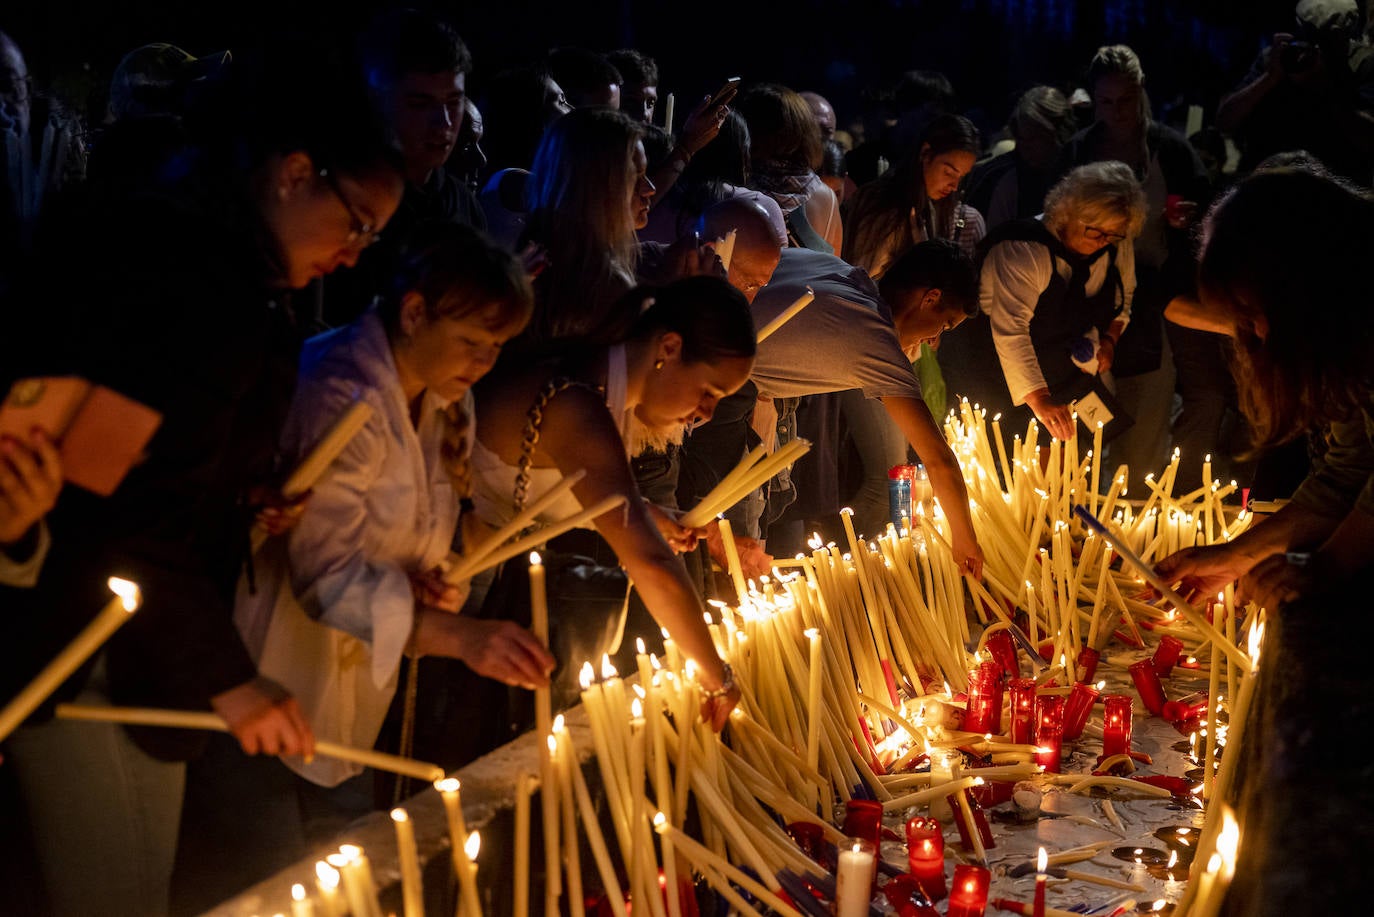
[749,247,921,401]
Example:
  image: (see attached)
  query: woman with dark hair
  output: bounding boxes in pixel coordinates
[0,33,405,917]
[1153,165,1374,917]
[521,105,654,348]
[736,81,843,254]
[842,111,985,275]
[170,222,543,908]
[468,274,752,733]
[831,112,983,536]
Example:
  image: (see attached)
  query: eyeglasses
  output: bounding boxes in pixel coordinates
[1080,221,1127,244]
[319,168,381,248]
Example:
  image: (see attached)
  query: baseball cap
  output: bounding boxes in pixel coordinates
[108,42,231,121]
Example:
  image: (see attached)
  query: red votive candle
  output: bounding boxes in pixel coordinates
[1062,681,1101,740]
[1033,694,1066,773]
[1101,693,1133,758]
[1129,658,1168,715]
[1009,677,1037,744]
[1162,691,1210,724]
[904,815,947,902]
[946,864,992,917]
[1151,635,1185,677]
[1075,646,1101,683]
[786,821,824,861]
[842,799,884,849]
[985,629,1019,681]
[962,660,1004,735]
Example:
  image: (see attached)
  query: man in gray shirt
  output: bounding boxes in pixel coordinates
[682,197,984,574]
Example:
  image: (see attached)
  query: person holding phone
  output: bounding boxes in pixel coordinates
[648,75,740,209]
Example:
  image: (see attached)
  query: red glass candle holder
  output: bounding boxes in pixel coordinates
[1075,646,1101,684]
[1162,691,1209,724]
[1151,635,1185,677]
[1062,681,1101,741]
[962,660,1004,735]
[1009,677,1037,744]
[1033,694,1066,773]
[1100,693,1133,758]
[946,863,992,917]
[842,799,884,849]
[904,816,947,902]
[984,629,1019,681]
[786,821,825,861]
[1129,658,1168,716]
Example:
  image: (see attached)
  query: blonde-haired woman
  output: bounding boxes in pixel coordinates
[978,160,1147,446]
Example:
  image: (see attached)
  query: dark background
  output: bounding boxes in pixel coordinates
[3,0,1355,139]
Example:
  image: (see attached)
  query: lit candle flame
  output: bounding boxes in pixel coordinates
[391,808,409,824]
[435,777,460,794]
[579,662,594,690]
[601,654,617,679]
[107,576,141,611]
[339,844,362,861]
[530,551,541,565]
[315,860,340,888]
[547,734,557,754]
[553,713,565,732]
[653,811,666,829]
[631,697,643,719]
[1037,846,1048,874]
[636,637,646,654]
[465,830,480,860]
[292,883,307,902]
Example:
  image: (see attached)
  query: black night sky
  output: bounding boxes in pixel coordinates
[5,0,1323,138]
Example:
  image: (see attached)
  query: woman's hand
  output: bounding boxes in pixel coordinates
[704,520,773,579]
[1025,388,1075,441]
[419,612,556,691]
[1153,541,1254,603]
[677,85,737,157]
[211,675,315,758]
[699,663,741,732]
[249,485,311,536]
[0,431,63,547]
[645,501,703,553]
[657,232,728,283]
[950,530,985,580]
[1238,551,1316,612]
[410,566,465,612]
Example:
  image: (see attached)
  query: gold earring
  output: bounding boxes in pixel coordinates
[654,358,665,370]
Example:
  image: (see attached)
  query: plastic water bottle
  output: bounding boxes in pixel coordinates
[888,464,915,527]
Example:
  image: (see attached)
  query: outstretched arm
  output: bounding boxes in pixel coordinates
[881,393,984,578]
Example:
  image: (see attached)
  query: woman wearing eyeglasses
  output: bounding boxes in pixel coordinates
[974,160,1146,450]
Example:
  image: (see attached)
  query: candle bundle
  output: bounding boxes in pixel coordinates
[679,438,812,529]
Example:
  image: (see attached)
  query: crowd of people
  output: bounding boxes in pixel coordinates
[3,1,1374,913]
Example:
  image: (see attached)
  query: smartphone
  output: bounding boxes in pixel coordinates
[709,76,741,108]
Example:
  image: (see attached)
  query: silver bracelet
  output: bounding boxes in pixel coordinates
[702,662,735,699]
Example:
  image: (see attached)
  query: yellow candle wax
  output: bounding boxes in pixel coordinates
[0,576,140,742]
[390,809,424,917]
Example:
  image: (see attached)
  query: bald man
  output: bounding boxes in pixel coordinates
[800,90,837,142]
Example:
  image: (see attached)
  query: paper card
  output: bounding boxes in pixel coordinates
[1,376,162,496]
[1074,391,1115,431]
